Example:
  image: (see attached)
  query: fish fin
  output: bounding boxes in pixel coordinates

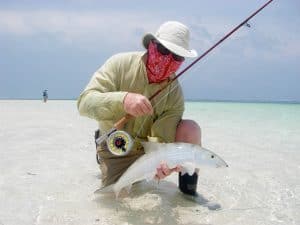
[114,185,131,199]
[141,141,163,154]
[94,184,113,194]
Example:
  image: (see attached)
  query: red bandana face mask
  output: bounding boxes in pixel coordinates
[146,41,183,83]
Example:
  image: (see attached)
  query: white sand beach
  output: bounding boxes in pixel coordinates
[0,100,299,225]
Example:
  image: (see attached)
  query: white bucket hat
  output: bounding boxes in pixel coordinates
[142,21,198,58]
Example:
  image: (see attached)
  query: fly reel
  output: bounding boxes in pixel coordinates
[106,130,133,156]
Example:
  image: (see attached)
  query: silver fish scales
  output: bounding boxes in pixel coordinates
[111,142,228,197]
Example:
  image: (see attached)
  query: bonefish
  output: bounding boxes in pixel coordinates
[101,142,228,197]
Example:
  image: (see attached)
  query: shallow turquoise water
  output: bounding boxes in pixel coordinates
[183,101,300,150]
[185,101,300,129]
[182,101,300,224]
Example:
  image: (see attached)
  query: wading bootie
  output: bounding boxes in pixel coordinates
[178,168,199,196]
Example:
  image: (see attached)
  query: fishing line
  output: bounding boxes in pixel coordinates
[134,72,192,139]
[129,66,196,144]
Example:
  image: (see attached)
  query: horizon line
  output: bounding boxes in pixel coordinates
[0,98,299,105]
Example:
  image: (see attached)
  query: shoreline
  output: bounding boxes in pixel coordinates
[0,98,299,105]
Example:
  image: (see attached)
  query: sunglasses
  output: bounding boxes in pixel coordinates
[153,41,185,62]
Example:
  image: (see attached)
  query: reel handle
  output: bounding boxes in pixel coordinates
[114,114,133,130]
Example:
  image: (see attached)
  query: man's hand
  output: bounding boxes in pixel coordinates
[123,93,153,117]
[155,161,182,180]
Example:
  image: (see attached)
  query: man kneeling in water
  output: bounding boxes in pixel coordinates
[78,21,201,196]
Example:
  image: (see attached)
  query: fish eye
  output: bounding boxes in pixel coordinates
[211,155,215,159]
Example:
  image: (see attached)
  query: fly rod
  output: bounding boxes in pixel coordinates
[96,0,274,154]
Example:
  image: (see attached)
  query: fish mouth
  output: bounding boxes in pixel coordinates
[216,161,229,168]
[217,156,229,168]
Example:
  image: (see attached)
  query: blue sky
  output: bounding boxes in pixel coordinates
[0,0,299,102]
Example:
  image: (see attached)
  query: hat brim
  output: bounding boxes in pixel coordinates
[142,33,198,58]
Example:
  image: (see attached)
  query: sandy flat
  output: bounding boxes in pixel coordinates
[0,100,299,225]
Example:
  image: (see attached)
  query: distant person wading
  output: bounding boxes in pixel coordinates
[43,90,48,103]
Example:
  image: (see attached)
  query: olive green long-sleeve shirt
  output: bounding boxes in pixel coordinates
[77,51,184,143]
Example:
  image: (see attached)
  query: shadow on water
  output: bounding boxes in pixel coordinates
[93,180,221,225]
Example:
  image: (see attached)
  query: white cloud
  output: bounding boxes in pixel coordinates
[0,8,299,58]
[0,10,159,48]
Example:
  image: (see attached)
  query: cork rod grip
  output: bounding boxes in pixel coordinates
[113,114,133,130]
